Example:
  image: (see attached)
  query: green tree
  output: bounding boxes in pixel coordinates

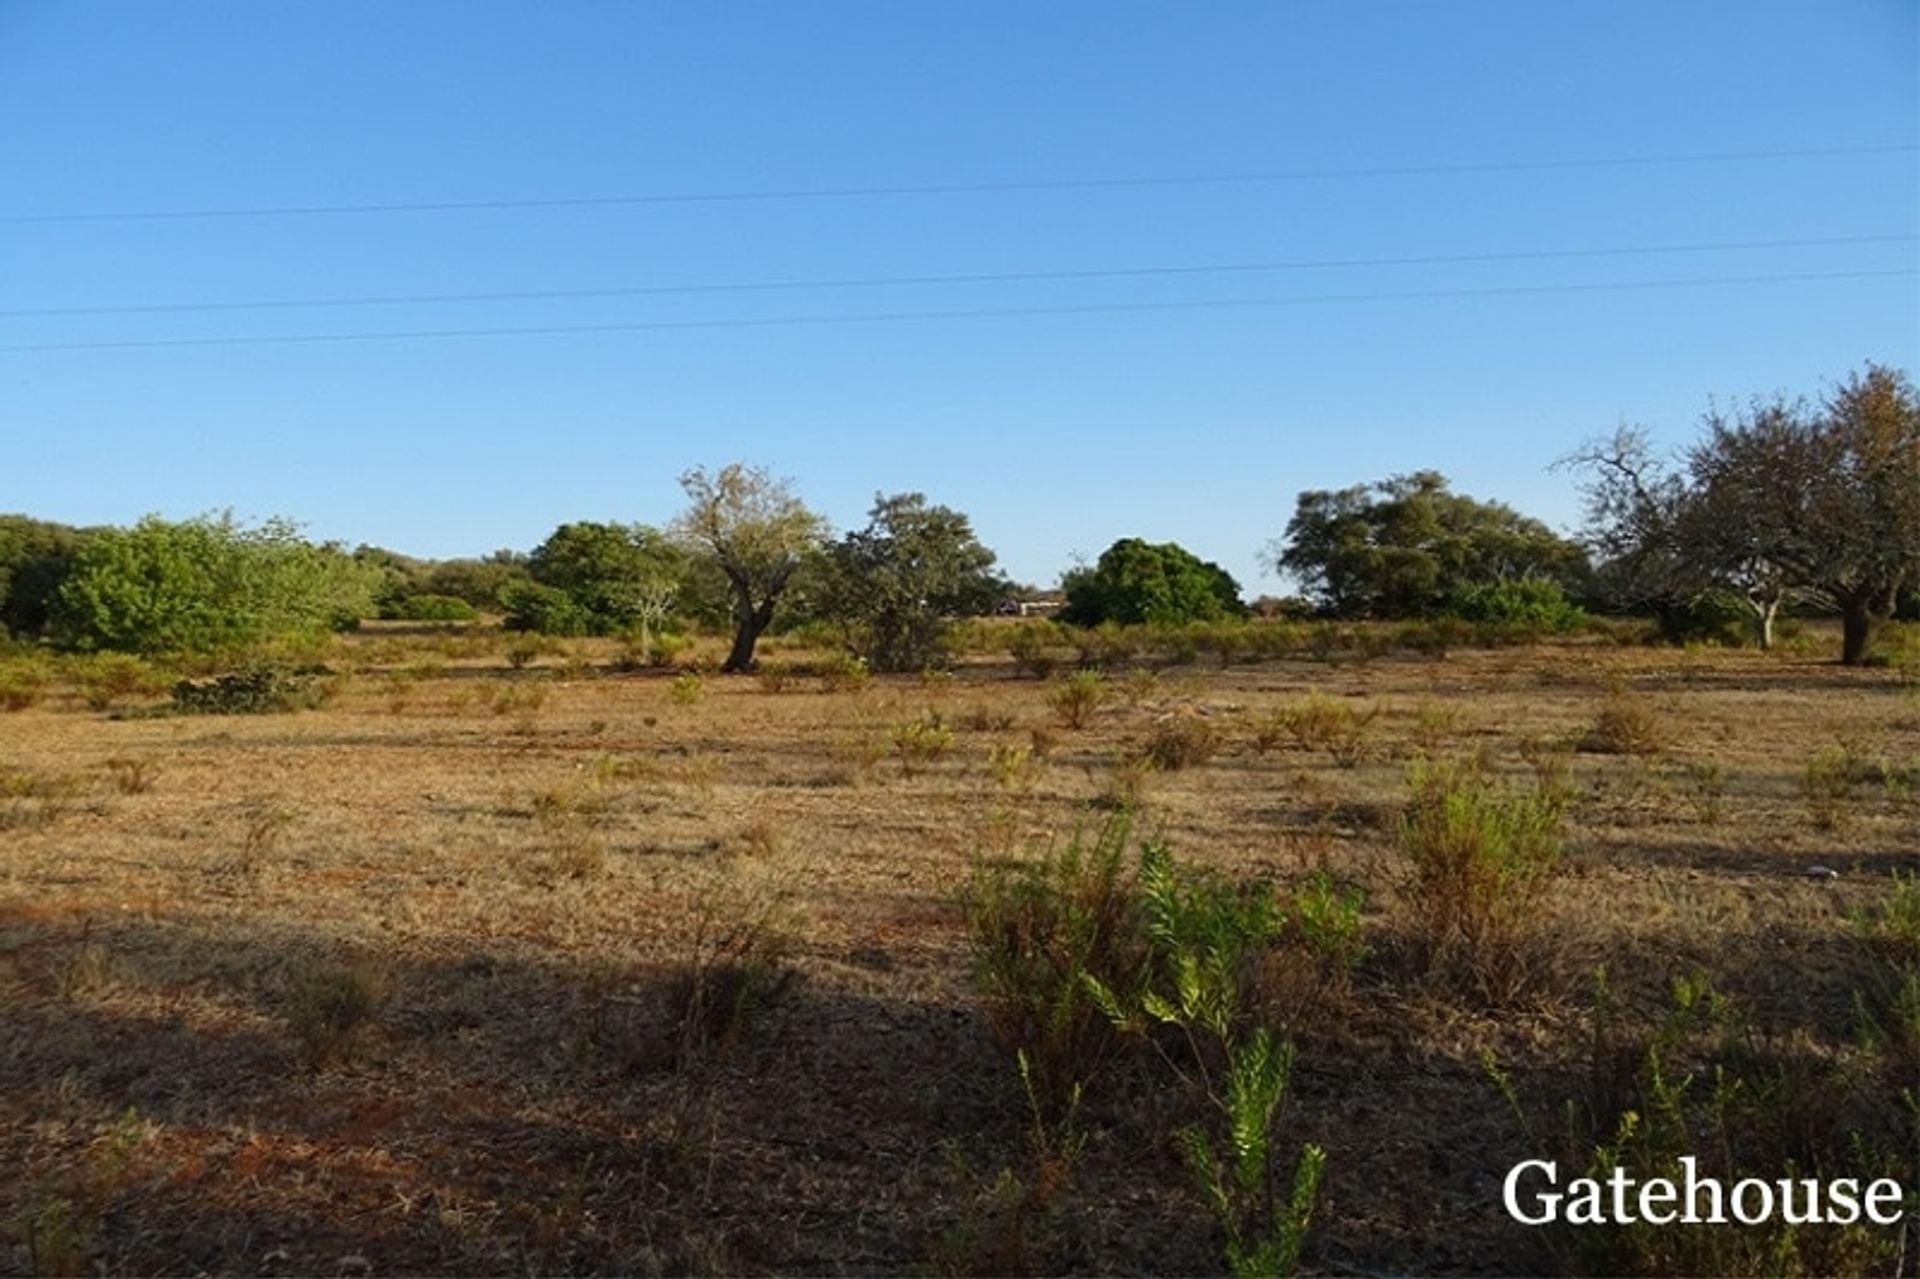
[1060,538,1243,627]
[524,520,682,635]
[0,515,88,640]
[819,492,1005,671]
[52,513,382,654]
[672,463,827,672]
[1272,472,1589,619]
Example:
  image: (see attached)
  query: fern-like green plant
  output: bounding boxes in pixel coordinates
[1086,840,1323,1278]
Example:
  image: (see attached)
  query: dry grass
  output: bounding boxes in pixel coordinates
[2,624,1916,1274]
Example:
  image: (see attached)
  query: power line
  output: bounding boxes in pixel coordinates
[1,233,1909,320]
[4,143,1913,226]
[2,267,1909,354]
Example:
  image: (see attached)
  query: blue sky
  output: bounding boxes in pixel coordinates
[2,1,1914,591]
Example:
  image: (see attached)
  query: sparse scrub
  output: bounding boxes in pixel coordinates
[0,766,87,831]
[819,653,871,694]
[891,711,956,773]
[1581,687,1666,756]
[1047,670,1107,729]
[69,652,168,710]
[1085,841,1324,1278]
[1396,755,1565,997]
[987,742,1039,793]
[286,956,393,1069]
[966,818,1149,1121]
[668,671,706,705]
[1141,713,1223,770]
[1273,692,1379,767]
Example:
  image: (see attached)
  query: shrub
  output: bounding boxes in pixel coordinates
[286,957,393,1069]
[1396,755,1565,997]
[0,656,51,711]
[1048,670,1107,729]
[171,663,329,715]
[1447,577,1586,632]
[1272,692,1379,767]
[664,888,794,1069]
[1085,842,1324,1278]
[668,672,705,705]
[818,653,871,694]
[1581,688,1666,756]
[68,652,167,710]
[966,818,1150,1121]
[890,711,955,773]
[1141,714,1223,770]
[498,580,595,636]
[1489,973,1914,1277]
[53,513,380,654]
[387,593,479,623]
[1008,622,1062,679]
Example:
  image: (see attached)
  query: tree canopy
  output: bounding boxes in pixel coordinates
[673,463,827,671]
[1272,471,1589,619]
[1061,538,1243,627]
[52,513,382,654]
[819,492,1004,671]
[1568,363,1919,663]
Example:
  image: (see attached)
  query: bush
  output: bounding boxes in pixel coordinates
[966,818,1150,1121]
[1448,577,1585,632]
[286,957,392,1069]
[498,580,595,636]
[1581,688,1666,756]
[53,513,380,654]
[386,593,479,623]
[1141,714,1223,770]
[1397,755,1565,997]
[172,663,329,715]
[68,652,168,710]
[1048,670,1107,729]
[1490,973,1914,1277]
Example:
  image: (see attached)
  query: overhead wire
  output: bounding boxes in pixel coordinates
[0,233,1910,319]
[3,142,1912,225]
[3,267,1910,354]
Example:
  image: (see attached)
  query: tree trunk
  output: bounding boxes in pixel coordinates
[723,597,778,672]
[1839,595,1883,666]
[1757,597,1777,651]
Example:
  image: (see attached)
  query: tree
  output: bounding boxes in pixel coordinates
[0,515,87,640]
[1692,365,1920,664]
[1060,538,1243,627]
[819,492,1005,671]
[52,513,382,654]
[672,463,827,672]
[1568,365,1920,663]
[525,521,682,635]
[1272,472,1589,618]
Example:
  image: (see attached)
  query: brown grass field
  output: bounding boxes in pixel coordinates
[3,624,1917,1275]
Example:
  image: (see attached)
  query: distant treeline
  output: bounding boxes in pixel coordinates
[4,364,1914,667]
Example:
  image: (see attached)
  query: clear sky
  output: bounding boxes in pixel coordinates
[3,1,1915,591]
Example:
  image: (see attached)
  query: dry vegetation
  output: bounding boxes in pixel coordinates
[3,622,1917,1274]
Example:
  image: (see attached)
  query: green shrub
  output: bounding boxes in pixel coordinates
[1086,842,1324,1278]
[966,818,1150,1121]
[53,513,379,654]
[68,652,167,710]
[1397,755,1565,997]
[1048,670,1107,729]
[1447,577,1586,632]
[1141,714,1223,770]
[386,593,479,623]
[498,580,595,636]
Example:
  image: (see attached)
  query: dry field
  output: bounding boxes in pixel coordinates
[3,626,1917,1275]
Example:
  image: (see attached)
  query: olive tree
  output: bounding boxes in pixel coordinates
[819,492,1004,671]
[672,463,826,672]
